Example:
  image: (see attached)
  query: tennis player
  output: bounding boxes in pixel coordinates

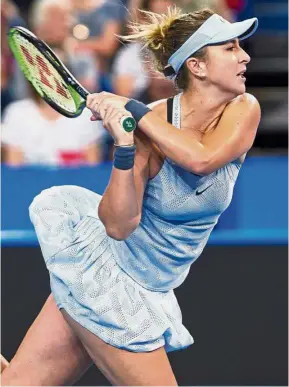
[2,7,261,386]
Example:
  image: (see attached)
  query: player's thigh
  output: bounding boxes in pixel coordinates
[2,294,92,386]
[62,309,178,386]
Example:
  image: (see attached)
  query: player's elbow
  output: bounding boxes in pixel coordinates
[105,228,124,240]
[106,226,136,241]
[189,157,212,176]
[105,217,140,241]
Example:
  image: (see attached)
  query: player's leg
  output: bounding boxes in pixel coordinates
[62,309,178,386]
[2,294,92,386]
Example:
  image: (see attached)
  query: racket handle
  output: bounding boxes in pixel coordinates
[120,116,137,132]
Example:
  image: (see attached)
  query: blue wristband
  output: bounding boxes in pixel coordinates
[113,145,136,170]
[124,99,151,123]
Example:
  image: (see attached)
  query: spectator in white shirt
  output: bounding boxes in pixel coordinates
[1,86,105,166]
[112,41,150,102]
[0,0,105,167]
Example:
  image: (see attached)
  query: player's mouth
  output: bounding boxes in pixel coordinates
[237,69,246,80]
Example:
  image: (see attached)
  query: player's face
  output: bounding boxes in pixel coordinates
[205,39,251,96]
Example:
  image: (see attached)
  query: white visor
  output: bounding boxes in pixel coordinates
[166,14,258,79]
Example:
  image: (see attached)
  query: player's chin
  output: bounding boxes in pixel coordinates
[220,81,246,98]
[231,83,246,97]
[236,77,247,93]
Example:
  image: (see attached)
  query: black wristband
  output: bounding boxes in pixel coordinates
[124,99,151,123]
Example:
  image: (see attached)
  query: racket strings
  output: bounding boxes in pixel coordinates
[11,33,78,113]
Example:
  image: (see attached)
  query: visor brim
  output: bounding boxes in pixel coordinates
[210,18,258,44]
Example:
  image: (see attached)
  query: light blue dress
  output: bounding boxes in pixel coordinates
[29,93,241,353]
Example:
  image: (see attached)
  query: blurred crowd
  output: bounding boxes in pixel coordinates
[1,0,251,167]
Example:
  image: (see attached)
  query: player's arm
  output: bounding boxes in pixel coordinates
[98,132,151,240]
[138,93,261,175]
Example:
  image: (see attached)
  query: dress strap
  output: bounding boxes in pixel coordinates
[172,93,182,129]
[167,97,174,124]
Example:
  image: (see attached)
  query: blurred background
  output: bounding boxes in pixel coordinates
[1,0,288,385]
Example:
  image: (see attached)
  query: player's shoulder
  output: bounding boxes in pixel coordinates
[224,93,261,124]
[227,92,261,111]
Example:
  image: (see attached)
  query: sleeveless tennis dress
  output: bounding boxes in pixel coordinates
[29,93,242,353]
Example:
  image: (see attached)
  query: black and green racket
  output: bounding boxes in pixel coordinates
[8,27,136,132]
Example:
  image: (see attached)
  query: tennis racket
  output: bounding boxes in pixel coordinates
[7,27,136,132]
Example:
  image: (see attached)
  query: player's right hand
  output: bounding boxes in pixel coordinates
[92,105,134,146]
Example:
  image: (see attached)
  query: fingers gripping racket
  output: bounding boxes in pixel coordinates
[8,27,136,132]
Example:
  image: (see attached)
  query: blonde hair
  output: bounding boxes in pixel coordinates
[122,6,215,90]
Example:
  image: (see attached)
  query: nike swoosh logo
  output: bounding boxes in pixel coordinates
[196,183,214,195]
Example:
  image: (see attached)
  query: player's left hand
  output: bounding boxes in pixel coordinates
[86,92,129,121]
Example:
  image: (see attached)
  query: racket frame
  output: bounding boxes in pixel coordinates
[8,26,89,118]
[8,27,137,132]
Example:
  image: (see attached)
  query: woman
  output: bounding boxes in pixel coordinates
[2,0,102,167]
[2,7,261,386]
[1,86,104,166]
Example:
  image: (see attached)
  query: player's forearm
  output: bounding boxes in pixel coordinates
[138,112,209,174]
[98,168,140,240]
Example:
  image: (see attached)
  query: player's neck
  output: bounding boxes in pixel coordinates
[181,85,233,115]
[180,86,231,134]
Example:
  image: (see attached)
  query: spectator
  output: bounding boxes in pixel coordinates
[112,0,176,103]
[1,86,105,166]
[29,0,99,92]
[177,0,234,22]
[1,0,104,167]
[225,0,246,20]
[70,0,128,92]
[1,0,27,113]
[111,37,150,102]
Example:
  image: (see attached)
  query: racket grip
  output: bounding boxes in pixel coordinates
[120,116,137,132]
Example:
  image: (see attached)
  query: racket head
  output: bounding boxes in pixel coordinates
[8,27,87,118]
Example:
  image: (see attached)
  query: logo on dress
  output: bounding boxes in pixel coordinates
[196,183,214,195]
